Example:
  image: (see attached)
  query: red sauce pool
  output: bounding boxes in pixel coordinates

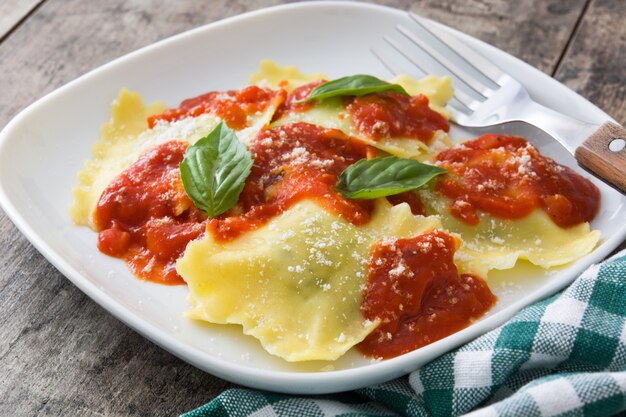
[94,141,206,285]
[358,230,496,358]
[147,85,286,130]
[346,93,450,142]
[208,122,374,241]
[271,80,326,121]
[435,134,600,227]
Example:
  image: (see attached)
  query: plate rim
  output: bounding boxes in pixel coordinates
[1,0,625,394]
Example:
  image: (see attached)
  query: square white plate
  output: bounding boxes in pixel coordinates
[1,2,625,394]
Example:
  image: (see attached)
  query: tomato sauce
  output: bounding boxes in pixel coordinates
[208,122,374,241]
[147,85,286,130]
[358,230,496,358]
[435,134,600,227]
[94,141,207,285]
[346,93,450,142]
[271,80,326,121]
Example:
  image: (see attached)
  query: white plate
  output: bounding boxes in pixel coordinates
[1,1,625,394]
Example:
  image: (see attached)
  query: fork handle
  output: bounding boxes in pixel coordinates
[575,122,626,193]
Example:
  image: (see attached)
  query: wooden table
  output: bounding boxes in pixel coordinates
[1,1,624,415]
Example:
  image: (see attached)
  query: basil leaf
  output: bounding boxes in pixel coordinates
[335,156,447,199]
[299,74,409,102]
[180,122,253,218]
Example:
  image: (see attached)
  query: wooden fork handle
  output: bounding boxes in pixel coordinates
[575,122,626,193]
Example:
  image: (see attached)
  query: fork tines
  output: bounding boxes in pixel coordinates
[372,12,508,115]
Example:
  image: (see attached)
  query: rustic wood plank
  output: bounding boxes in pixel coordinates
[0,0,620,416]
[0,0,44,40]
[402,0,588,73]
[554,0,626,125]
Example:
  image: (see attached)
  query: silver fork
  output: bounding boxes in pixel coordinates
[372,13,626,193]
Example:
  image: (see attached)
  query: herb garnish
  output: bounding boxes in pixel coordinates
[180,122,253,217]
[335,156,447,199]
[299,74,409,102]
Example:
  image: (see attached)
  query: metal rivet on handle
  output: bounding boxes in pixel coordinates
[608,138,626,153]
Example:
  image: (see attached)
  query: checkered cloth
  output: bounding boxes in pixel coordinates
[182,249,626,417]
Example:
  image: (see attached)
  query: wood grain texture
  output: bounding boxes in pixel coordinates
[384,0,588,73]
[0,0,43,40]
[554,0,626,125]
[575,122,626,193]
[0,0,624,416]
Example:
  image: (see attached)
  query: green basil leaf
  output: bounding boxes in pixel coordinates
[299,74,409,102]
[179,122,253,218]
[335,156,447,199]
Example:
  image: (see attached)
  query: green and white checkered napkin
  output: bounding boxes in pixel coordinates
[182,249,626,417]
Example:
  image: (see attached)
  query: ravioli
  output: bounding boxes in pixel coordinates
[252,61,453,160]
[271,98,451,160]
[70,87,281,228]
[177,199,443,362]
[419,189,601,277]
[70,62,603,364]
